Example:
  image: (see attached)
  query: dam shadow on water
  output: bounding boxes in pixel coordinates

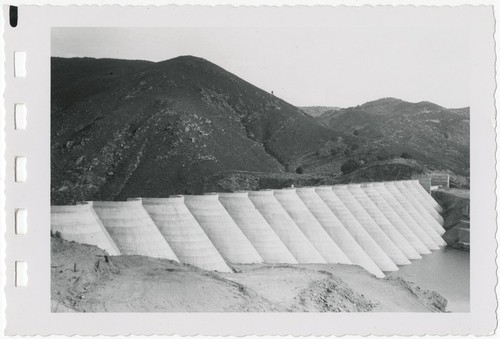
[389,247,470,312]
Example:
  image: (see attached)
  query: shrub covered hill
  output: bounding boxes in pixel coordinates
[51,57,470,204]
[300,106,340,118]
[315,98,470,178]
[51,56,333,204]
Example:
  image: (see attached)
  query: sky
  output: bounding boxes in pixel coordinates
[52,25,470,108]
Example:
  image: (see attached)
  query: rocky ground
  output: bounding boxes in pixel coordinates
[51,237,447,313]
[432,188,470,251]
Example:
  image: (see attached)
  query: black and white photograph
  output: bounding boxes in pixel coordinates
[2,3,497,336]
[49,20,471,312]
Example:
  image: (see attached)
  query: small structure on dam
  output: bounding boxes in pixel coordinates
[274,188,351,264]
[139,196,232,272]
[431,173,450,188]
[91,200,179,261]
[184,193,263,264]
[51,180,448,279]
[248,190,326,264]
[51,203,121,256]
[218,192,297,264]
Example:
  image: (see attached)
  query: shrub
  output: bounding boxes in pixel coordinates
[296,166,304,174]
[341,159,363,175]
[316,140,343,157]
[55,231,62,239]
[400,152,413,159]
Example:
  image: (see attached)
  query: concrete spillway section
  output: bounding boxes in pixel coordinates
[372,182,439,250]
[347,184,421,260]
[383,182,446,247]
[274,188,352,264]
[51,203,121,255]
[296,187,385,278]
[218,192,297,264]
[248,190,326,264]
[403,180,445,226]
[411,180,443,213]
[362,183,431,255]
[184,194,263,264]
[316,186,398,272]
[393,181,446,236]
[331,185,411,266]
[139,197,232,272]
[91,201,179,260]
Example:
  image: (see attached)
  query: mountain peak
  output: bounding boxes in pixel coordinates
[357,97,407,116]
[361,97,403,106]
[414,101,444,110]
[156,55,223,71]
[160,55,210,64]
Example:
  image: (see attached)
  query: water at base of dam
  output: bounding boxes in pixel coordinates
[391,247,470,312]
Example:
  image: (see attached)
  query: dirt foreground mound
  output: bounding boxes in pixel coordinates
[51,238,447,312]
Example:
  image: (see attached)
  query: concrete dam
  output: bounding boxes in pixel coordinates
[51,180,447,278]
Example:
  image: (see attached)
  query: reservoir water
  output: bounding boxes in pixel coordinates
[390,247,470,312]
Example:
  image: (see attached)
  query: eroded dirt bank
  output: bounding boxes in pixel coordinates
[51,238,446,312]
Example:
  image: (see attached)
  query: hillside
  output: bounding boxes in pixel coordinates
[51,56,333,204]
[300,106,341,118]
[51,57,469,203]
[317,98,470,176]
[315,98,470,177]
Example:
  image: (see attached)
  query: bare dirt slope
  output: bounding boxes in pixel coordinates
[52,238,446,312]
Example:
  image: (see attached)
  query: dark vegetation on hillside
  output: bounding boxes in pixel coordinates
[51,58,470,204]
[316,98,470,177]
[51,56,333,204]
[300,106,340,118]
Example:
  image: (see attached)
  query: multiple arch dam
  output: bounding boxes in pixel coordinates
[51,180,446,278]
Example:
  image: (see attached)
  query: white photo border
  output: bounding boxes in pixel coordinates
[1,4,497,336]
